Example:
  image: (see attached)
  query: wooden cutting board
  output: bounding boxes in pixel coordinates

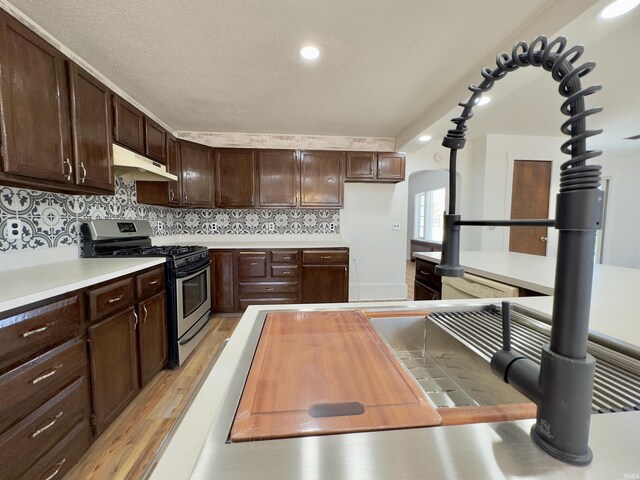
[230,310,442,442]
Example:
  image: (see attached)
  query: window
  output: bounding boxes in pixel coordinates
[414,188,446,242]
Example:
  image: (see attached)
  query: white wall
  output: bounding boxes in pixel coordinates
[599,154,640,268]
[469,134,564,256]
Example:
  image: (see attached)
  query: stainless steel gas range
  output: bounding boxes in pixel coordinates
[81,219,212,367]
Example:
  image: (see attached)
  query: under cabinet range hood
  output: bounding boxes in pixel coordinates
[112,144,178,181]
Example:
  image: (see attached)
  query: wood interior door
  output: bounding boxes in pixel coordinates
[509,160,552,256]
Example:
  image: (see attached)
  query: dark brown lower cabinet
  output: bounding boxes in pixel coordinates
[414,259,441,300]
[210,250,237,312]
[138,291,167,387]
[87,307,139,436]
[414,281,440,301]
[301,265,348,304]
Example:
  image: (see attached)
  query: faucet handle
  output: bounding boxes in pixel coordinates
[502,301,511,351]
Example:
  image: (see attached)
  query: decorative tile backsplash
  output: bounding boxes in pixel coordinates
[0,177,340,253]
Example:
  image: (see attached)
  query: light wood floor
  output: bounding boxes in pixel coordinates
[406,259,415,300]
[64,314,240,480]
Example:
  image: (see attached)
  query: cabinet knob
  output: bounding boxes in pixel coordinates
[540,236,548,243]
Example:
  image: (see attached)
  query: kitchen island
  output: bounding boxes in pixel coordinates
[414,251,640,348]
[149,295,640,479]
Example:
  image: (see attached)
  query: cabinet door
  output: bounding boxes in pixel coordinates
[87,307,139,436]
[112,96,144,154]
[180,140,214,207]
[68,63,113,192]
[144,118,167,164]
[414,281,440,301]
[376,153,405,181]
[345,152,376,181]
[299,151,345,208]
[0,13,71,184]
[257,150,298,207]
[138,291,167,387]
[301,265,348,303]
[167,135,182,205]
[210,251,236,312]
[214,149,256,207]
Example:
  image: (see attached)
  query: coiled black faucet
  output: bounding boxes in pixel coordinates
[436,36,604,465]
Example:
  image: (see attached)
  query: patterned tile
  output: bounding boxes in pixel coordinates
[1,176,341,253]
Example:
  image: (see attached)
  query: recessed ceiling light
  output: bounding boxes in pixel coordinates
[418,135,432,143]
[600,0,640,18]
[300,46,320,60]
[475,96,491,106]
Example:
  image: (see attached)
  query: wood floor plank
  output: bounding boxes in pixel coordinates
[63,314,240,480]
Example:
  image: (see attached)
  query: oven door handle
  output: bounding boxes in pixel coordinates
[176,260,211,279]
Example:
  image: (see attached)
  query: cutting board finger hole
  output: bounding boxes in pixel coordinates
[308,402,365,418]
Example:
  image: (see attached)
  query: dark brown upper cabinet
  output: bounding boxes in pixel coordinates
[345,152,376,181]
[144,118,167,164]
[68,64,114,193]
[214,149,256,208]
[166,135,182,206]
[257,150,299,208]
[377,152,406,182]
[0,12,72,185]
[299,151,345,208]
[180,140,214,207]
[345,152,406,183]
[112,95,145,154]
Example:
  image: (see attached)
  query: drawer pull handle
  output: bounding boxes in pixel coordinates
[31,411,63,438]
[148,280,159,286]
[282,271,290,274]
[266,288,275,291]
[108,295,124,304]
[21,323,52,338]
[282,256,290,260]
[42,458,66,480]
[320,256,331,259]
[250,262,258,266]
[31,364,63,384]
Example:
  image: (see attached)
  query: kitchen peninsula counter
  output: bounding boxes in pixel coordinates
[149,297,640,480]
[414,251,640,347]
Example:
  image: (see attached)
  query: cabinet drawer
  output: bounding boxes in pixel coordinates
[271,265,299,278]
[0,376,88,479]
[238,253,267,279]
[414,280,440,301]
[0,294,82,373]
[238,297,298,310]
[19,419,91,480]
[271,250,299,264]
[302,250,348,265]
[88,276,134,321]
[415,259,441,291]
[0,337,86,434]
[136,266,165,300]
[238,282,299,296]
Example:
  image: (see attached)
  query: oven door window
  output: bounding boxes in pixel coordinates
[181,269,208,319]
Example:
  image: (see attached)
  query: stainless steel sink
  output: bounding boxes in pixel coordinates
[369,305,640,412]
[370,312,529,408]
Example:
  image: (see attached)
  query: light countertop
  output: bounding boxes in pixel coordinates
[177,240,349,249]
[150,298,640,479]
[0,257,165,314]
[413,251,640,348]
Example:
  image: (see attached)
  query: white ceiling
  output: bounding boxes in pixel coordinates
[5,0,635,155]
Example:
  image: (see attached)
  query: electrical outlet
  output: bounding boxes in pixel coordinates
[392,223,401,231]
[7,219,22,240]
[266,222,275,233]
[211,222,218,233]
[329,222,336,233]
[156,221,164,231]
